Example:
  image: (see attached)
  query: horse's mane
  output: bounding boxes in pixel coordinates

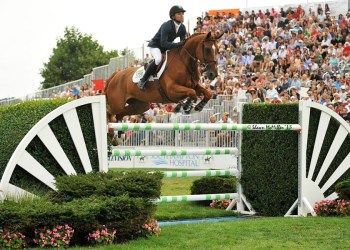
[186,32,207,41]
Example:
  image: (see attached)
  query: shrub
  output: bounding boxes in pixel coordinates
[51,171,163,203]
[141,219,161,238]
[0,230,26,249]
[335,179,350,200]
[88,226,117,245]
[33,225,74,248]
[191,176,236,205]
[0,195,157,245]
[314,199,350,216]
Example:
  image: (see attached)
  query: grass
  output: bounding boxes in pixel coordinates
[73,217,350,249]
[110,168,237,220]
[75,169,349,249]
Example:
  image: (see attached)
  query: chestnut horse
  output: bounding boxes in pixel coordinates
[104,31,223,121]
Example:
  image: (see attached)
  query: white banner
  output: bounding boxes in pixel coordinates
[108,147,237,169]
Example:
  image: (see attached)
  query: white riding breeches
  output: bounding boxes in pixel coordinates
[150,47,162,65]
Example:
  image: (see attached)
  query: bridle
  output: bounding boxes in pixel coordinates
[182,39,218,72]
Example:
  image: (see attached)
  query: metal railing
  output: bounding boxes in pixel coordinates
[0,52,137,106]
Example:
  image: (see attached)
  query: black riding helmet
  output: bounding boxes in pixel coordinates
[169,5,186,19]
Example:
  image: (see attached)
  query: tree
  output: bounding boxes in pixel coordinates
[40,27,118,89]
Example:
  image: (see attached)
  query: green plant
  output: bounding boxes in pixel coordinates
[0,230,26,249]
[141,219,161,238]
[88,226,117,245]
[314,199,350,216]
[191,176,236,205]
[335,179,350,200]
[209,199,233,209]
[51,171,162,203]
[33,225,74,248]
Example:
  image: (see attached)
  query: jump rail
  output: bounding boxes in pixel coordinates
[109,123,301,131]
[161,169,238,178]
[154,193,238,203]
[112,148,238,157]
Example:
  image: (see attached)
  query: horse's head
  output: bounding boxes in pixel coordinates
[189,31,224,80]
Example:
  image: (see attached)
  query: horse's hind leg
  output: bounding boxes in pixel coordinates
[115,100,150,121]
[194,84,212,112]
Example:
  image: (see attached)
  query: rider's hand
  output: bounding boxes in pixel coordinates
[177,40,185,47]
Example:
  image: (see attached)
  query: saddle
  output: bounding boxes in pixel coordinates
[132,51,169,83]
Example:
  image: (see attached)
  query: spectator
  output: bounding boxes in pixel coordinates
[266,82,279,99]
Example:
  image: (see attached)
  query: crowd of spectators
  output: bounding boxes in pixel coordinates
[59,3,350,127]
[192,3,350,122]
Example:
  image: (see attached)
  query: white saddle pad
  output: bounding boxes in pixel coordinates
[132,51,169,83]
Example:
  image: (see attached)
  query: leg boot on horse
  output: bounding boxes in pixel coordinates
[137,60,157,91]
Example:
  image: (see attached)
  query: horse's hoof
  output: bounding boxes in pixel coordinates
[184,107,193,114]
[194,106,202,112]
[174,103,182,113]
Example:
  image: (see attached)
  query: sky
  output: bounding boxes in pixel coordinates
[0,0,321,100]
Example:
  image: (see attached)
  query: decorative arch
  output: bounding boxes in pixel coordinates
[0,96,107,200]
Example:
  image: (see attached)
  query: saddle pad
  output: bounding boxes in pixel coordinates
[132,51,169,83]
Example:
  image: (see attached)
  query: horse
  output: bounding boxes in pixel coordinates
[104,31,224,121]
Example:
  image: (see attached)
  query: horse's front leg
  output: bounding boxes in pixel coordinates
[194,84,212,112]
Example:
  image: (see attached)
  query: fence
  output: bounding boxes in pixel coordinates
[0,53,137,106]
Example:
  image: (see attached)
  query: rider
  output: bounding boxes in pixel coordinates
[137,5,187,91]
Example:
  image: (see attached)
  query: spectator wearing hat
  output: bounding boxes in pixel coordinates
[340,85,348,100]
[290,74,301,90]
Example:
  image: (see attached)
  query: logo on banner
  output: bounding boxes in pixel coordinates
[151,155,200,167]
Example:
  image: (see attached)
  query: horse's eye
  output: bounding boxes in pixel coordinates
[204,48,211,55]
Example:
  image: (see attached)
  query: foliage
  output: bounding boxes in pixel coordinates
[0,99,102,194]
[314,199,350,216]
[40,26,119,89]
[335,179,350,200]
[0,99,69,188]
[0,230,26,249]
[209,199,232,209]
[33,225,74,248]
[241,103,299,216]
[50,171,163,203]
[141,219,161,238]
[88,226,117,245]
[190,176,236,205]
[0,195,157,245]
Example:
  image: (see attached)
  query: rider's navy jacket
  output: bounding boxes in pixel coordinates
[148,20,186,52]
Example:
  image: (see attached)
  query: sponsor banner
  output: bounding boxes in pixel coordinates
[108,147,237,169]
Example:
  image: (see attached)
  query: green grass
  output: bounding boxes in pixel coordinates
[155,202,236,221]
[73,217,350,249]
[92,169,349,249]
[110,168,237,220]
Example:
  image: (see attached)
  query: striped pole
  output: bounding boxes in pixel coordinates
[112,148,238,157]
[109,123,301,131]
[162,169,238,178]
[154,193,238,203]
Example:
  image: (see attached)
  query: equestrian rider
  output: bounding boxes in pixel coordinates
[137,5,187,91]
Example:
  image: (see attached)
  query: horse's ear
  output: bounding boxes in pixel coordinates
[216,31,225,40]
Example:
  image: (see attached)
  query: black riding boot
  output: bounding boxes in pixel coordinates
[137,60,157,91]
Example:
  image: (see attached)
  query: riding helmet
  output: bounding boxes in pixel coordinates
[169,5,186,19]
